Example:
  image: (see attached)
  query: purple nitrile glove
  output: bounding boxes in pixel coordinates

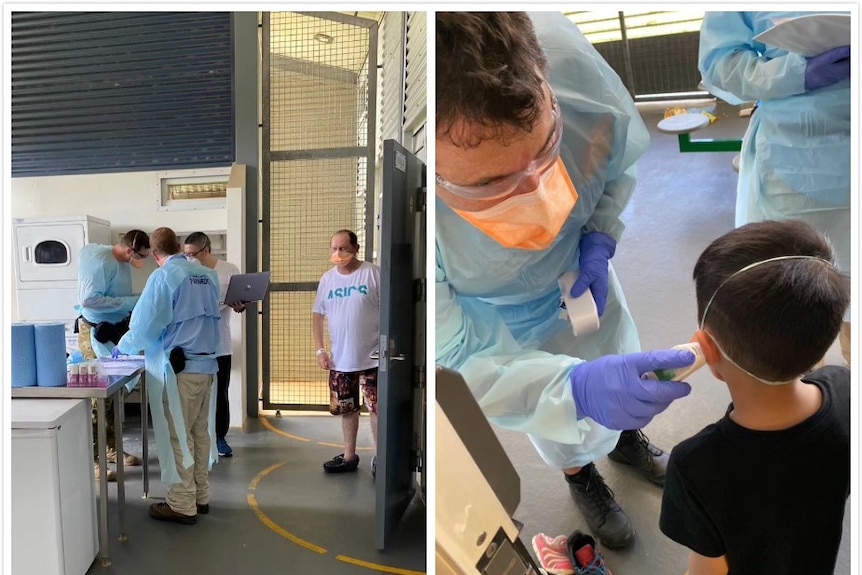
[805,45,850,92]
[570,231,616,317]
[111,346,122,359]
[569,350,694,430]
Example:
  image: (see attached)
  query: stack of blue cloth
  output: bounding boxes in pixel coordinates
[11,323,37,387]
[12,322,69,387]
[34,323,68,387]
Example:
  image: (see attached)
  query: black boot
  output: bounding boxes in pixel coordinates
[607,430,669,487]
[565,463,635,550]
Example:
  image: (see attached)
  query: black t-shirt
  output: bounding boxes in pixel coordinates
[660,366,850,575]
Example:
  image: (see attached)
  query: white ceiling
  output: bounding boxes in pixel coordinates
[270,12,384,72]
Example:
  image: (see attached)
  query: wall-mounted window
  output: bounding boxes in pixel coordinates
[156,167,231,211]
[11,12,235,177]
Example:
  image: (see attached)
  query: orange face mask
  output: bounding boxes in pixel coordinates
[329,251,354,265]
[452,158,579,250]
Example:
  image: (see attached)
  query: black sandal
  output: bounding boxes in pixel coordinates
[323,453,360,473]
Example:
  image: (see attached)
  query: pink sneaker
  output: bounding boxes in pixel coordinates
[531,533,574,575]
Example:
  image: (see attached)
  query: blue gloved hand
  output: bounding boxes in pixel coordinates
[570,350,695,430]
[111,346,121,359]
[570,231,616,316]
[805,45,850,92]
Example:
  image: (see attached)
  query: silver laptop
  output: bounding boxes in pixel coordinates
[223,271,272,305]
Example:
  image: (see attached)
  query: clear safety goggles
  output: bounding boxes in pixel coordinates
[435,96,563,201]
[129,232,149,260]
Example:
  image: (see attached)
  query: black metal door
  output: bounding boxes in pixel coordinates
[375,139,425,551]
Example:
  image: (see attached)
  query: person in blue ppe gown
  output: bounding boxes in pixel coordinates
[699,11,851,366]
[183,231,246,459]
[115,227,221,525]
[76,228,150,481]
[436,12,695,549]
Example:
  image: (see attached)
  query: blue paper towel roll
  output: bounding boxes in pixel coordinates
[34,323,68,387]
[11,323,38,387]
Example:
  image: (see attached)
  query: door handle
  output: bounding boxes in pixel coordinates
[369,351,406,361]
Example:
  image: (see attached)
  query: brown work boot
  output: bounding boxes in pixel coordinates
[106,447,142,466]
[94,463,117,482]
[149,502,197,525]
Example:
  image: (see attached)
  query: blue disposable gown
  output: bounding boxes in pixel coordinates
[436,12,648,468]
[76,244,139,356]
[117,254,221,484]
[698,12,850,285]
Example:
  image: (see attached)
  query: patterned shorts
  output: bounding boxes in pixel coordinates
[328,367,378,416]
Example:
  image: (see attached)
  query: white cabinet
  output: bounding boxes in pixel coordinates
[11,399,98,575]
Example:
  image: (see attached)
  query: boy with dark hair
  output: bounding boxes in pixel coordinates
[660,219,850,575]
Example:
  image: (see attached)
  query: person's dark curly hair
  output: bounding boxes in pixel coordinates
[437,12,549,147]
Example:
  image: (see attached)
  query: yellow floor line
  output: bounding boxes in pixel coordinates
[248,458,424,574]
[261,416,374,450]
[260,416,311,441]
[247,462,326,554]
[248,462,288,490]
[336,555,426,575]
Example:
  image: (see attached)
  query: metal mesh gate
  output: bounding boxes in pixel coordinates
[262,12,377,411]
[566,11,706,99]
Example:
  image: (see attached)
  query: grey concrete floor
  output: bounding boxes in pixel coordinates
[86,409,426,575]
[492,99,851,575]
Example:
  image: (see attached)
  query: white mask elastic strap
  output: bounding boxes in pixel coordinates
[703,329,796,385]
[699,254,831,385]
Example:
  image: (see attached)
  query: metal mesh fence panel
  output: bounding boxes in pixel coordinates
[269,158,365,283]
[262,12,375,410]
[566,11,706,99]
[267,291,330,405]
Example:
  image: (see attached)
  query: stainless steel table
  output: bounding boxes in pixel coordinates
[12,368,147,567]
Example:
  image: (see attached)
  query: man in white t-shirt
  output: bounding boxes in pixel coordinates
[312,229,381,476]
[183,232,245,458]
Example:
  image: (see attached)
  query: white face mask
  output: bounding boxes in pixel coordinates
[185,256,199,264]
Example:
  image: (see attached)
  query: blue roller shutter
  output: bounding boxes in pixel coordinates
[11,11,235,177]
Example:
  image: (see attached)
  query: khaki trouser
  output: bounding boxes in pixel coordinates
[164,372,214,516]
[839,321,851,367]
[79,321,117,457]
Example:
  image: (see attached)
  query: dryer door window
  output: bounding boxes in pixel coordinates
[34,240,70,265]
